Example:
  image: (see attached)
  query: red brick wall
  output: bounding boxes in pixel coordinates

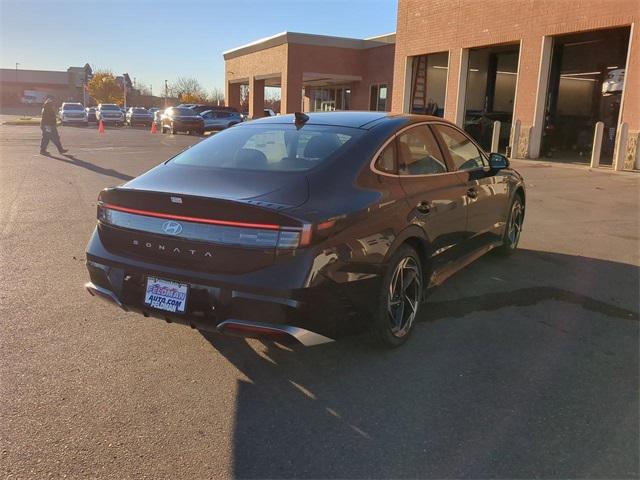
[392,0,639,132]
[225,42,395,113]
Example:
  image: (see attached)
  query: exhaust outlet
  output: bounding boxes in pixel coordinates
[217,319,334,347]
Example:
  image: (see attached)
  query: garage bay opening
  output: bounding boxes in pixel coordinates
[542,27,631,164]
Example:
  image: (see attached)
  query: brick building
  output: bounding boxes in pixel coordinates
[0,66,87,106]
[224,31,395,118]
[226,1,638,168]
[392,0,638,166]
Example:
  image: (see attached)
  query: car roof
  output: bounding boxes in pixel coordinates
[249,111,446,130]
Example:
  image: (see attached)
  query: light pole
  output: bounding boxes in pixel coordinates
[15,62,19,101]
[164,80,168,108]
[123,77,127,110]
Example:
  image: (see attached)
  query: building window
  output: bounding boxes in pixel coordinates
[370,84,388,111]
[311,87,350,112]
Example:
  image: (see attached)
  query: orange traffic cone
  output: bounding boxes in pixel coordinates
[98,120,105,134]
[150,121,157,134]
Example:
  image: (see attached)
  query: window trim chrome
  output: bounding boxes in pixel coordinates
[369,120,489,178]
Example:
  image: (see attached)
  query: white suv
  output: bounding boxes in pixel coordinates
[59,102,88,126]
[96,104,125,126]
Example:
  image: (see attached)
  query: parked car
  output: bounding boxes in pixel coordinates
[126,107,154,127]
[200,109,243,131]
[602,68,624,94]
[96,103,124,126]
[59,102,88,126]
[148,107,159,117]
[160,106,204,135]
[189,104,238,115]
[86,107,97,123]
[84,111,525,348]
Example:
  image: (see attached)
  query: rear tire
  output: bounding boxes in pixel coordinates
[496,195,524,256]
[371,245,423,348]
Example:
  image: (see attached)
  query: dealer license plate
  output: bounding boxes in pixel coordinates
[144,276,188,313]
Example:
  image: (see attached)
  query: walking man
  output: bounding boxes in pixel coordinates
[40,97,68,155]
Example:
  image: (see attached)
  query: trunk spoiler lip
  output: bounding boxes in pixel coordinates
[100,202,304,231]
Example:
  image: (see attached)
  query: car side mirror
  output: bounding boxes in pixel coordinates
[489,153,509,169]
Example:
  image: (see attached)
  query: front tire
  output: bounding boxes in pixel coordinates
[497,195,524,256]
[371,245,423,348]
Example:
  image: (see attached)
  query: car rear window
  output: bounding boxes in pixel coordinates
[172,124,362,172]
[63,104,83,110]
[100,104,120,110]
[173,107,197,115]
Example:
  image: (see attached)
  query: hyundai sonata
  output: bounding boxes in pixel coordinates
[85,112,525,347]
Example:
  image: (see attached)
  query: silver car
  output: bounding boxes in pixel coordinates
[200,109,243,131]
[96,104,124,125]
[126,107,154,126]
[59,102,88,126]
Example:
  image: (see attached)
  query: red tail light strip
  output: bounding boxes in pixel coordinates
[102,203,284,230]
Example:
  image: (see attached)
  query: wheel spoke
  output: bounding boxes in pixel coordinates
[387,256,422,337]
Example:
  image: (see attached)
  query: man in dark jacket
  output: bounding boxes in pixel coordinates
[40,98,68,155]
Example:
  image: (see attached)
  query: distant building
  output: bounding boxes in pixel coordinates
[0,65,88,106]
[224,31,395,117]
[226,0,638,169]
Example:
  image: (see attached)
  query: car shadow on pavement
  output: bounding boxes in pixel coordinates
[42,153,133,181]
[201,249,639,479]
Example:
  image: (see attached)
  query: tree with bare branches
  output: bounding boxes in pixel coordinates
[210,87,225,106]
[170,77,207,103]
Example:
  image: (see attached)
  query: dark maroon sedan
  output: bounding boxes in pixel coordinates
[85,112,525,348]
[161,106,204,135]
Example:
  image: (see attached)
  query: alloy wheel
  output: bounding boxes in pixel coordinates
[387,256,422,338]
[507,200,524,248]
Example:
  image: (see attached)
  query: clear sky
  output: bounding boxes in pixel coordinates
[0,0,397,95]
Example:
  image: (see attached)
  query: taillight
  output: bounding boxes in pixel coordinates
[97,203,313,249]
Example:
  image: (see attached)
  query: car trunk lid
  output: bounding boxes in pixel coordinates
[96,167,310,274]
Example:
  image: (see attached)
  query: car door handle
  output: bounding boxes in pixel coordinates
[466,187,478,199]
[416,201,432,214]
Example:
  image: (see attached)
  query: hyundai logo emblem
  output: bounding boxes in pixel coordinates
[162,220,183,235]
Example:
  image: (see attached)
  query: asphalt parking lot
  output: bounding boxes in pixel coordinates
[1,123,638,479]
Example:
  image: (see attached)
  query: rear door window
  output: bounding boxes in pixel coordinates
[397,125,447,175]
[374,142,396,174]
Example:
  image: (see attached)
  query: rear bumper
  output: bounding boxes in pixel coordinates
[129,117,153,123]
[85,229,381,343]
[173,121,204,130]
[85,281,332,346]
[100,117,124,123]
[62,116,87,123]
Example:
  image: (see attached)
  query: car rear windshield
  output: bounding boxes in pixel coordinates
[172,124,363,172]
[63,104,83,110]
[173,107,197,116]
[100,104,120,110]
[132,108,148,113]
